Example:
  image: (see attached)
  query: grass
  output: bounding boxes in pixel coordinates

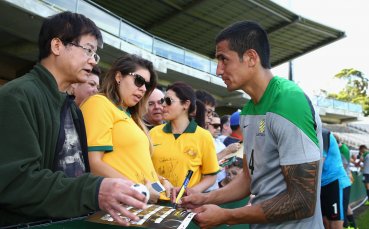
[356,206,369,228]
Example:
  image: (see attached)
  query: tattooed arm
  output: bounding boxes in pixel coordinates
[261,161,320,222]
[191,160,320,228]
[225,161,319,224]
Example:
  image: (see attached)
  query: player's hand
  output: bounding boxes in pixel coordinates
[170,186,196,204]
[98,178,147,226]
[175,188,205,209]
[193,204,225,228]
[144,179,160,204]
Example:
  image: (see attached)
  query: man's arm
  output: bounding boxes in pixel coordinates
[0,91,104,218]
[260,161,319,222]
[216,143,240,160]
[0,91,147,226]
[180,155,250,208]
[226,161,320,224]
[207,155,251,204]
[192,160,320,227]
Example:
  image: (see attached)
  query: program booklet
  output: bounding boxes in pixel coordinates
[86,204,196,229]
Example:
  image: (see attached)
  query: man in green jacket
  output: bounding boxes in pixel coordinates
[0,12,146,226]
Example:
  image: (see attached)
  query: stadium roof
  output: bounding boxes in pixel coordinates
[92,0,345,67]
[0,0,346,109]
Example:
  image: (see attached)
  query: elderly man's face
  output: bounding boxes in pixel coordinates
[146,89,164,125]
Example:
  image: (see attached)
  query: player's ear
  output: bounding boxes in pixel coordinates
[243,49,257,67]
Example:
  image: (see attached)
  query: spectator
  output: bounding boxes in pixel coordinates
[196,90,216,128]
[223,111,243,146]
[217,114,232,143]
[209,114,241,161]
[81,54,172,203]
[358,144,369,205]
[194,99,207,128]
[150,82,219,193]
[143,88,165,130]
[206,114,240,191]
[0,12,145,227]
[350,146,364,170]
[219,157,243,188]
[70,65,101,106]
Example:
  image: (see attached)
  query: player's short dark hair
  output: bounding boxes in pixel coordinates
[215,20,271,69]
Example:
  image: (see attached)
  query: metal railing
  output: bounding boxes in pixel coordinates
[41,0,218,75]
[313,96,363,113]
[38,1,363,115]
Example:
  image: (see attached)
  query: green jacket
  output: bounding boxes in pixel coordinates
[0,64,103,226]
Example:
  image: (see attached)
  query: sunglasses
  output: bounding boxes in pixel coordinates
[128,72,151,90]
[160,97,182,106]
[209,123,221,129]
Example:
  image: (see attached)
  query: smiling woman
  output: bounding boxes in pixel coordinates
[81,54,173,203]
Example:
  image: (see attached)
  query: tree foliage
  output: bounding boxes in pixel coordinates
[327,68,369,116]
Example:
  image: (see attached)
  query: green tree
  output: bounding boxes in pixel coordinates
[327,68,369,116]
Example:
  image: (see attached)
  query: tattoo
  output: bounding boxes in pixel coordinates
[260,161,319,222]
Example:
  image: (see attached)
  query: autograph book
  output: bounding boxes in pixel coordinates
[87,204,196,229]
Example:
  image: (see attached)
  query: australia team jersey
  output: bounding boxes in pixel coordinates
[81,95,159,184]
[150,120,219,188]
[240,76,323,229]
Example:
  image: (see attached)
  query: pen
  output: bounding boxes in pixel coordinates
[174,170,193,208]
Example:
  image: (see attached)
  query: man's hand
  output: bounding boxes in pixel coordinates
[217,142,241,160]
[226,143,241,155]
[98,178,147,226]
[175,188,207,209]
[193,204,226,229]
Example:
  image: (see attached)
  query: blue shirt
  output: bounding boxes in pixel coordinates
[321,133,351,188]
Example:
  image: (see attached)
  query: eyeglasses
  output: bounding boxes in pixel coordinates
[160,97,182,106]
[68,43,100,64]
[209,123,221,129]
[128,72,151,90]
[206,109,216,117]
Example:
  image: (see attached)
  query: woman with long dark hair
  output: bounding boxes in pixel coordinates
[81,54,172,203]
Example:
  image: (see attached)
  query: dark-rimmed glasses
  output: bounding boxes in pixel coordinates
[128,72,151,90]
[160,97,182,106]
[68,43,100,64]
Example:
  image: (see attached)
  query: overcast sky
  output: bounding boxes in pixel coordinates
[271,0,369,96]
